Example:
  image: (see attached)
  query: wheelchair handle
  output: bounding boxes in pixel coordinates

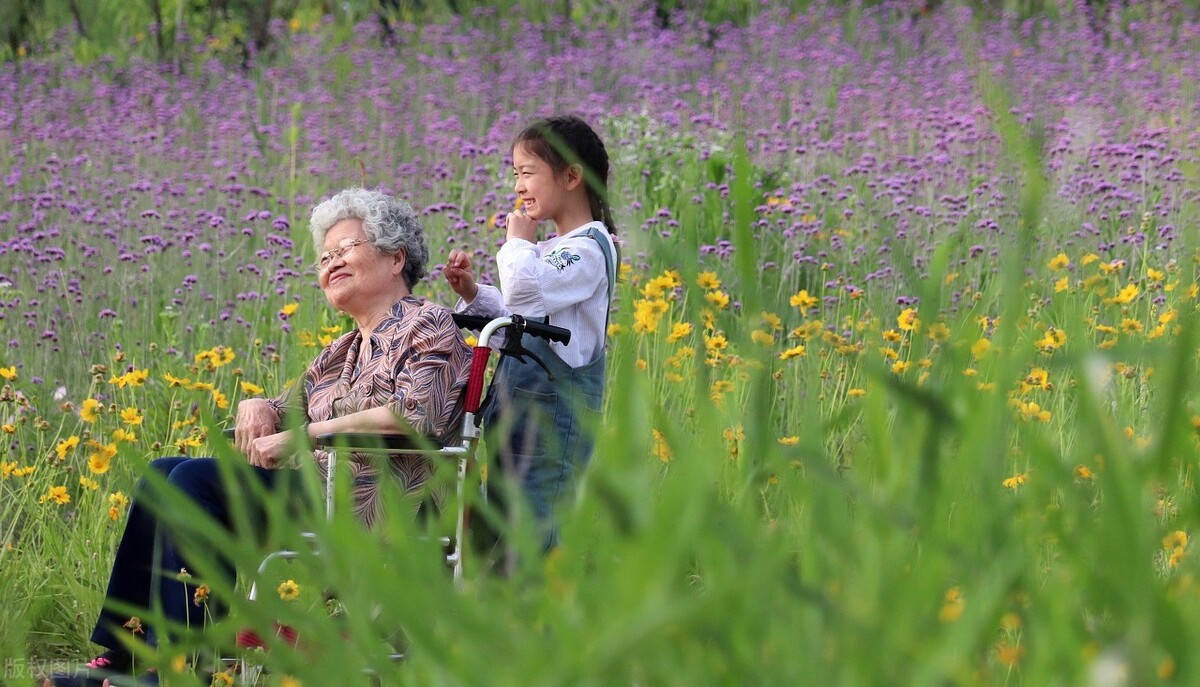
[453,313,572,417]
[451,313,571,347]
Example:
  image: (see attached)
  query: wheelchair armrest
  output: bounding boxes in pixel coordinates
[222,428,436,452]
[313,432,441,452]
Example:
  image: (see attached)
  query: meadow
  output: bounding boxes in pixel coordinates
[2,1,1200,684]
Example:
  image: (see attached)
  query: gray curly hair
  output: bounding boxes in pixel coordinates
[309,188,429,288]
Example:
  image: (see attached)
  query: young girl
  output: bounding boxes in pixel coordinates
[444,114,617,550]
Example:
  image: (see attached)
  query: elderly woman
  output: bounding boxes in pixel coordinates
[47,188,471,686]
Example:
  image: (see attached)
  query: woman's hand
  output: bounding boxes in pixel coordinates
[247,430,298,470]
[443,249,479,302]
[505,208,538,243]
[234,398,279,456]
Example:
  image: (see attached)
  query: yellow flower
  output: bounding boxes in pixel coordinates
[606,324,625,337]
[652,428,672,463]
[1106,282,1140,305]
[1120,318,1144,334]
[0,365,16,381]
[11,465,36,477]
[88,444,117,474]
[1080,253,1099,266]
[897,308,920,332]
[195,346,236,368]
[163,372,190,387]
[40,485,71,505]
[108,491,129,520]
[996,641,1025,667]
[112,428,137,443]
[1017,401,1051,423]
[1023,367,1051,392]
[120,407,144,426]
[709,379,734,403]
[56,435,80,460]
[212,671,235,687]
[635,359,648,371]
[279,677,302,687]
[632,298,667,334]
[239,381,265,395]
[666,322,693,344]
[1035,327,1067,352]
[760,311,783,331]
[1163,530,1188,550]
[971,338,992,360]
[278,579,301,601]
[705,290,730,309]
[0,460,15,479]
[108,369,150,388]
[696,271,721,290]
[641,274,679,299]
[927,322,950,343]
[847,388,867,397]
[1047,252,1070,270]
[939,587,964,622]
[1002,473,1027,489]
[777,436,799,445]
[751,330,774,346]
[211,389,230,410]
[790,289,819,310]
[194,584,211,606]
[279,303,300,317]
[1,424,14,434]
[891,360,911,374]
[80,398,102,423]
[79,476,100,491]
[1054,276,1070,293]
[882,329,903,343]
[704,332,728,353]
[779,345,806,360]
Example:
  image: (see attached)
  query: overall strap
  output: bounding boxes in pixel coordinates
[582,225,616,312]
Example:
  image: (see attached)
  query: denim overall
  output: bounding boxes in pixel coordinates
[482,226,614,549]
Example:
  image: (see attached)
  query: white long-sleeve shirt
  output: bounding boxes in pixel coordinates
[456,221,615,368]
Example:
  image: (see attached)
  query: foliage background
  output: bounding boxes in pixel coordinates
[3,0,1200,685]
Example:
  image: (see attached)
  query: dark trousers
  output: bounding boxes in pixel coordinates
[90,457,284,650]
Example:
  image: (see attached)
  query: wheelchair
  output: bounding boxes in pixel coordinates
[233,312,570,678]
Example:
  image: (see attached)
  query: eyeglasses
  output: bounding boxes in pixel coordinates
[315,238,371,271]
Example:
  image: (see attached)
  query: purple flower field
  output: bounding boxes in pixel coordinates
[1,5,1196,397]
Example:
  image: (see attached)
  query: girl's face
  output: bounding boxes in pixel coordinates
[512,143,572,222]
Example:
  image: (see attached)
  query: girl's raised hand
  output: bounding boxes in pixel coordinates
[505,207,538,243]
[443,249,478,302]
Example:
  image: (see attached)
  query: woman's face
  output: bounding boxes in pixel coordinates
[318,218,406,314]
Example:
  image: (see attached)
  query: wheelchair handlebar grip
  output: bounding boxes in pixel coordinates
[464,347,491,414]
[520,319,571,345]
[451,313,492,331]
[452,312,571,345]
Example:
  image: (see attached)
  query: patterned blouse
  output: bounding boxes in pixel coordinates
[269,296,471,527]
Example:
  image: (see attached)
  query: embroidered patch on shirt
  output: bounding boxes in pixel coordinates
[544,248,581,271]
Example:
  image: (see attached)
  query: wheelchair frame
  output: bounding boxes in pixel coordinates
[236,312,570,674]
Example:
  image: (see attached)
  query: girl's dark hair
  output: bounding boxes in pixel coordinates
[514,114,616,235]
